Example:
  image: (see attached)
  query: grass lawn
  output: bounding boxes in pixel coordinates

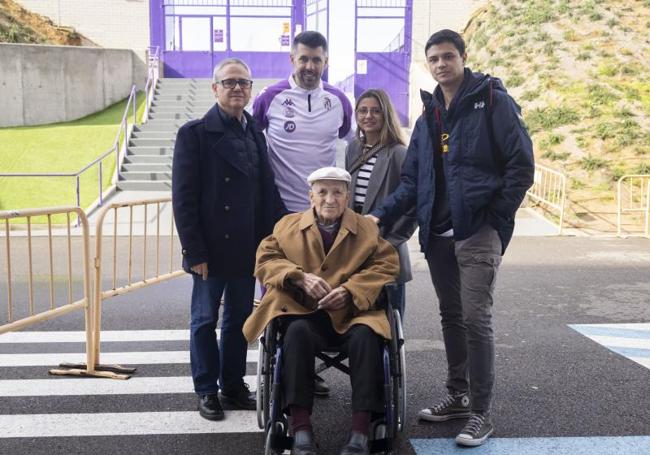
[0,93,146,222]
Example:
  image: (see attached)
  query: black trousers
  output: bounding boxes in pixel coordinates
[280,311,385,414]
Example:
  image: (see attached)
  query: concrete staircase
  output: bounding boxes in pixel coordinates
[118,77,277,191]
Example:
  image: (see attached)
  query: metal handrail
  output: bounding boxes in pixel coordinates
[0,85,139,214]
[617,174,650,238]
[114,85,138,182]
[142,46,160,124]
[0,146,115,215]
[526,163,567,234]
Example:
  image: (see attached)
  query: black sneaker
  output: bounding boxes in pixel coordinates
[417,392,471,422]
[455,413,494,447]
[198,394,224,421]
[220,383,256,410]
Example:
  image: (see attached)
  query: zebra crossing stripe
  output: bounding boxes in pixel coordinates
[0,375,257,397]
[0,330,219,343]
[0,411,262,438]
[569,323,650,370]
[0,350,259,367]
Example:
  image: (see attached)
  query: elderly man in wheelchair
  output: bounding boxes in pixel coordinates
[243,167,404,455]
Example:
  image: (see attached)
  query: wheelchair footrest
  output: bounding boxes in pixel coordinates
[369,437,392,453]
[272,434,293,452]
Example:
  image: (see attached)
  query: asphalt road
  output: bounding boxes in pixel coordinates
[1,236,649,454]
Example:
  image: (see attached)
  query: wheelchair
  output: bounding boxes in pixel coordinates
[255,283,407,454]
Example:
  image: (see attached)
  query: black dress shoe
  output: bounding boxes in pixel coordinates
[198,394,224,421]
[220,383,256,410]
[291,429,317,455]
[314,374,330,397]
[340,431,369,455]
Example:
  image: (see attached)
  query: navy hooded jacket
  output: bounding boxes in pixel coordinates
[371,69,535,254]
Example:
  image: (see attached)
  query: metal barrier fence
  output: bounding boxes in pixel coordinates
[0,206,96,376]
[526,163,567,234]
[617,175,650,238]
[92,197,184,379]
[1,198,184,380]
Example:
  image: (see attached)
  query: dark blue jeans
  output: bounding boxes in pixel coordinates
[190,274,255,395]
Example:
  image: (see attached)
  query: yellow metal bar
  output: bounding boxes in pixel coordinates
[47,214,55,310]
[170,212,174,274]
[156,202,160,277]
[143,203,148,281]
[27,216,34,316]
[74,208,95,375]
[67,212,73,305]
[128,205,133,285]
[5,219,12,323]
[0,301,87,335]
[645,177,650,237]
[101,271,185,299]
[112,206,117,290]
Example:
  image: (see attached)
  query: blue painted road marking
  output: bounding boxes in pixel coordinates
[570,323,650,370]
[411,436,650,454]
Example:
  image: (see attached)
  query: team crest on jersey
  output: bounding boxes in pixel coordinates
[323,96,332,111]
[283,107,295,118]
[282,98,295,107]
[284,120,296,133]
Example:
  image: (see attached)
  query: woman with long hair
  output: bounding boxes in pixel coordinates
[345,89,416,316]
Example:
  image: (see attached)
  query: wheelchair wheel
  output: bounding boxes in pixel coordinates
[264,420,286,455]
[256,336,265,429]
[393,308,407,433]
[257,323,277,431]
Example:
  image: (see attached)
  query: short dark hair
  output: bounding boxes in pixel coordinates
[425,29,466,56]
[292,31,328,54]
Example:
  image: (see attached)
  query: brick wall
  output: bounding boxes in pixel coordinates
[15,0,150,51]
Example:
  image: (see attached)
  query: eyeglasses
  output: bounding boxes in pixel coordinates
[356,107,383,116]
[218,78,253,89]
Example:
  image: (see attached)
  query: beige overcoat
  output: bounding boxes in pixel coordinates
[243,208,399,343]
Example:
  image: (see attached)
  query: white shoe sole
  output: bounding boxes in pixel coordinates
[417,410,471,422]
[455,427,494,447]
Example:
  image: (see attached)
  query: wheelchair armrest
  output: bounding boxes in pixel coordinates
[374,282,399,312]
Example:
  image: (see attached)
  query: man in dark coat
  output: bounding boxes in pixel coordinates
[369,29,534,446]
[172,58,286,421]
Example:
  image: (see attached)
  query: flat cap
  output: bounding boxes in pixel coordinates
[307,166,351,185]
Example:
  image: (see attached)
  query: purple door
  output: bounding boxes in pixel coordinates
[150,0,302,79]
[354,0,412,125]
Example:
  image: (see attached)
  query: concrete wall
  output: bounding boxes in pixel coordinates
[15,0,150,52]
[0,44,147,127]
[408,0,485,125]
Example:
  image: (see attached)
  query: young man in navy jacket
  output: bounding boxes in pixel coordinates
[369,29,534,446]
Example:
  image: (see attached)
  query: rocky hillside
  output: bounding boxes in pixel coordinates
[465,0,650,233]
[0,0,85,45]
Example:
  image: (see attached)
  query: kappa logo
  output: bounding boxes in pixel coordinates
[282,98,295,107]
[474,101,486,110]
[283,120,296,133]
[323,96,332,111]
